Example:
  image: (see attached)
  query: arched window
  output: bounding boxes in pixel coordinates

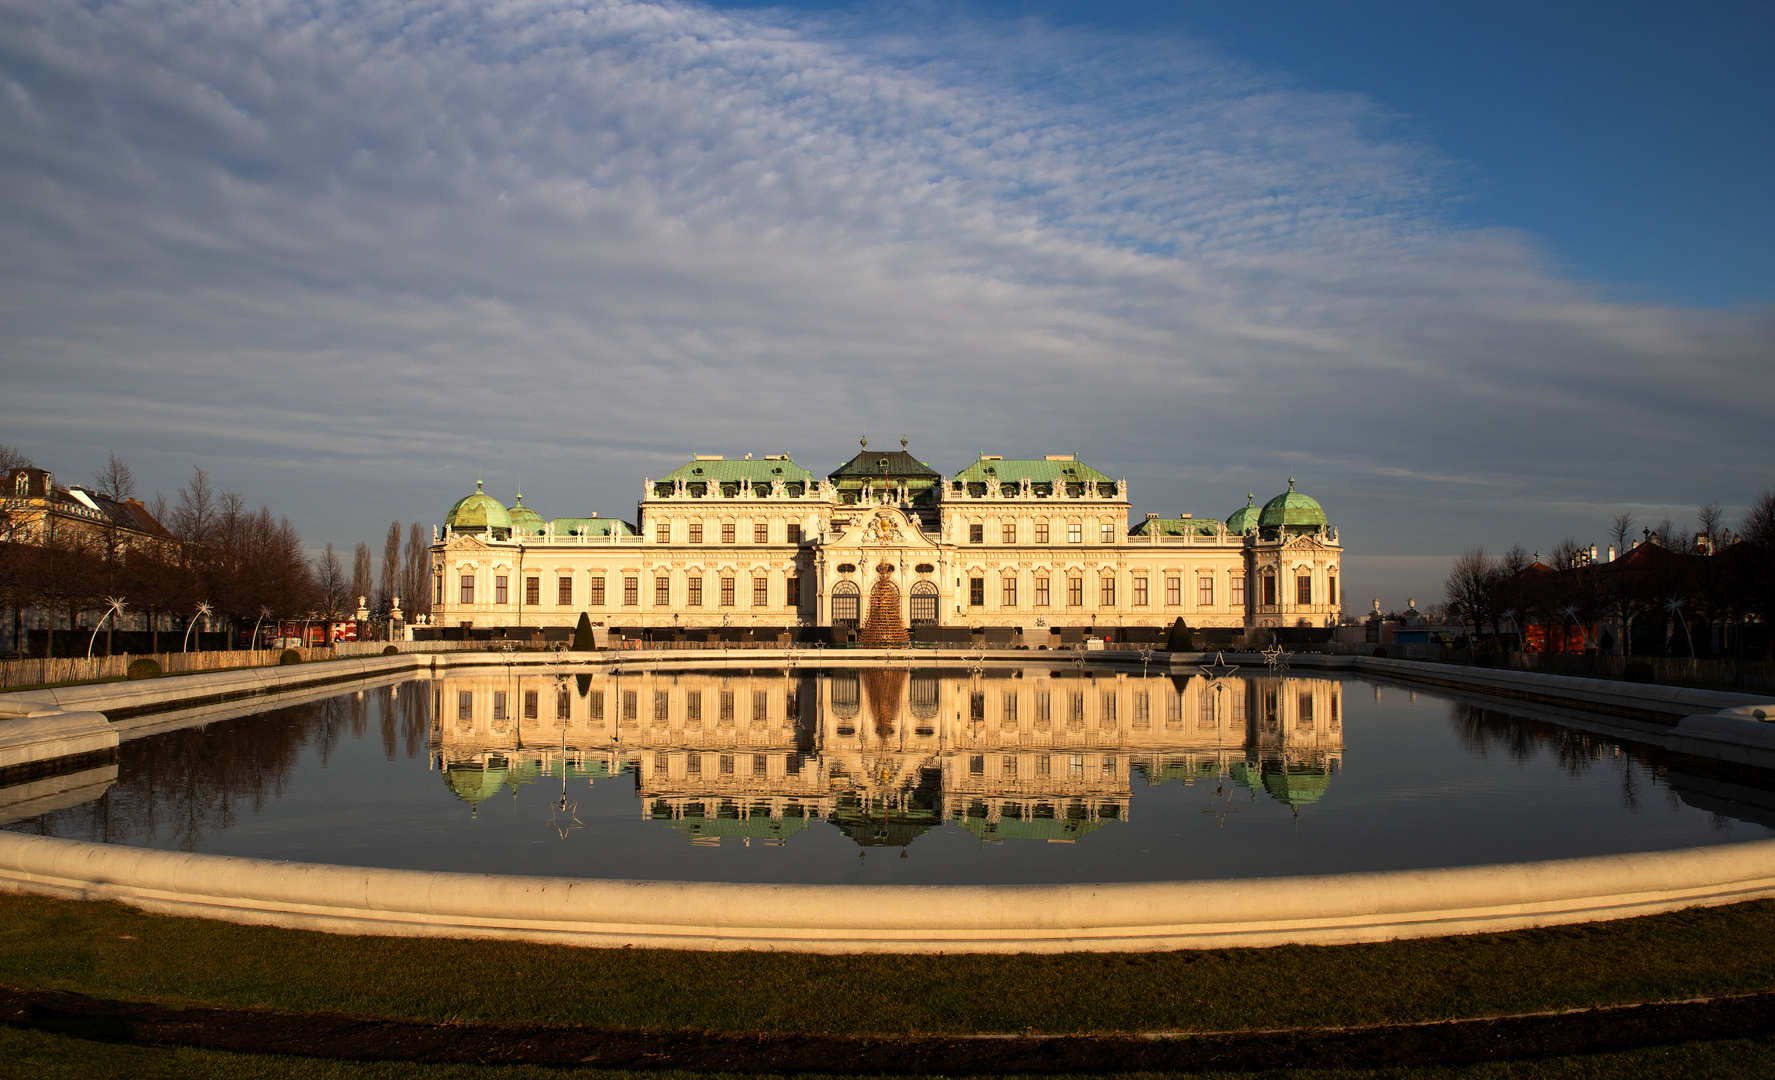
[910,581,938,626]
[831,581,860,628]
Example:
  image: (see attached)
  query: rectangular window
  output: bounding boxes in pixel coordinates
[719,690,735,723]
[753,753,768,777]
[459,574,474,604]
[589,691,605,721]
[1328,575,1338,606]
[1231,575,1245,608]
[557,577,572,605]
[1035,576,1050,607]
[970,692,985,722]
[1035,692,1051,731]
[1101,522,1115,544]
[970,754,985,776]
[1133,691,1150,728]
[457,691,472,721]
[622,690,637,722]
[434,570,444,605]
[492,692,507,722]
[1261,574,1277,606]
[1003,756,1018,779]
[1001,576,1016,607]
[753,576,768,607]
[722,523,736,544]
[787,523,802,544]
[1232,693,1246,722]
[1070,691,1085,727]
[494,575,509,605]
[590,576,606,606]
[1299,694,1315,729]
[1102,754,1117,776]
[1166,576,1181,606]
[1036,522,1050,544]
[623,577,639,606]
[1199,576,1214,607]
[1068,576,1083,607]
[688,576,703,607]
[524,690,538,720]
[1037,755,1052,778]
[684,691,701,725]
[754,522,768,544]
[720,754,734,776]
[688,522,703,544]
[1100,692,1117,728]
[1002,523,1016,544]
[969,523,983,544]
[969,577,985,606]
[1297,575,1312,605]
[1002,693,1018,727]
[1133,576,1148,606]
[720,577,735,607]
[786,576,800,607]
[753,690,768,723]
[1068,522,1082,543]
[1069,753,1084,778]
[655,575,670,606]
[654,690,670,723]
[525,577,540,606]
[556,690,571,720]
[655,522,670,544]
[1166,690,1182,728]
[1200,687,1217,730]
[687,753,702,776]
[1100,576,1115,606]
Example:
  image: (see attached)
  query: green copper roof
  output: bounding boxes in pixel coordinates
[443,760,511,805]
[1129,516,1220,537]
[1257,479,1327,531]
[508,493,545,535]
[656,810,812,844]
[660,457,816,484]
[953,456,1112,485]
[1226,493,1259,534]
[959,812,1115,843]
[549,517,635,537]
[445,480,513,534]
[1259,761,1331,807]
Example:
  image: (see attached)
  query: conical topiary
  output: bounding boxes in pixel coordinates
[572,611,597,651]
[1165,617,1195,653]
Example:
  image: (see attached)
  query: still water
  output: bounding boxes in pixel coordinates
[6,666,1771,885]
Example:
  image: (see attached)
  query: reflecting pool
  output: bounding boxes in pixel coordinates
[6,665,1772,885]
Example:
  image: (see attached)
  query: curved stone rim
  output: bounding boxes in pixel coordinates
[3,832,1773,953]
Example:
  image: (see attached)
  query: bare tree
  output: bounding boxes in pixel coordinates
[1608,512,1635,560]
[92,452,136,502]
[316,544,350,620]
[377,521,401,612]
[1501,544,1532,576]
[1551,536,1585,571]
[403,522,429,617]
[1698,502,1726,550]
[172,467,217,549]
[1444,548,1499,642]
[350,542,373,611]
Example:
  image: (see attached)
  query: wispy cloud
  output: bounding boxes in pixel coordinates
[1,0,1768,606]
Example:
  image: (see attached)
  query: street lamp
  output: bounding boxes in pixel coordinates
[183,601,213,653]
[250,606,272,652]
[87,597,126,661]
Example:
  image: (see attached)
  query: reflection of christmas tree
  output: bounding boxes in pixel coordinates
[863,669,907,737]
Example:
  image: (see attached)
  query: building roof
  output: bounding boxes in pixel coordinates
[952,455,1111,485]
[1257,479,1328,532]
[445,480,513,533]
[1129,516,1219,538]
[507,493,545,535]
[1225,493,1259,534]
[659,456,817,485]
[828,447,941,482]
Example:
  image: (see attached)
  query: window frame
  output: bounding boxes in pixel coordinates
[494,575,509,605]
[969,576,985,606]
[1067,522,1082,544]
[1034,576,1050,607]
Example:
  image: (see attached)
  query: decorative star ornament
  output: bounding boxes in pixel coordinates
[1199,651,1239,681]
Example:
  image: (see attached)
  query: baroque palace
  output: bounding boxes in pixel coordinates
[427,442,1343,642]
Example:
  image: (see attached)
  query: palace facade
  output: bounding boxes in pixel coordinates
[427,443,1342,641]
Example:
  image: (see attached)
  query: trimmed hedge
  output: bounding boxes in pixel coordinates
[125,658,162,680]
[279,649,302,666]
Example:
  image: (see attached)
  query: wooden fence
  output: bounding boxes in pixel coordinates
[0,647,335,692]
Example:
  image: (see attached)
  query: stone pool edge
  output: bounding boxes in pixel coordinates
[2,832,1773,954]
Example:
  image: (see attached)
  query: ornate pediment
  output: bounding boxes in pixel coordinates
[444,533,493,552]
[827,508,936,551]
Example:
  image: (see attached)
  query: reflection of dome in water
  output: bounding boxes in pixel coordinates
[1259,759,1331,807]
[444,759,510,809]
[828,773,942,848]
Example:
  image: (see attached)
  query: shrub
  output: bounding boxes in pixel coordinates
[1624,660,1655,683]
[279,649,302,666]
[383,644,399,655]
[125,658,162,680]
[1372,647,1388,658]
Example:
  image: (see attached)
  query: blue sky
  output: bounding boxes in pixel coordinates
[1,0,1770,608]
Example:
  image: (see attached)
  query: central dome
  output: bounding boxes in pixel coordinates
[445,480,513,539]
[1258,479,1327,535]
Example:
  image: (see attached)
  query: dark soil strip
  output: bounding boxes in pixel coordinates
[6,986,1775,1073]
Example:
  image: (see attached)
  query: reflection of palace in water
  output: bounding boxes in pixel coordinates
[428,666,1344,847]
